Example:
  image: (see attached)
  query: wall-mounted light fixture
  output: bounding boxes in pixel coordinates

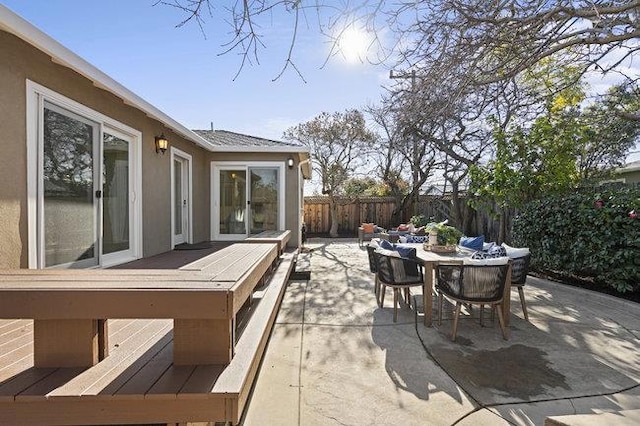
[287,157,294,169]
[155,134,168,155]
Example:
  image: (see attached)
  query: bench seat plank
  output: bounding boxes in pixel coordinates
[46,320,172,399]
[0,290,230,320]
[145,364,198,399]
[179,243,255,272]
[244,230,291,254]
[112,337,173,399]
[16,368,86,401]
[0,367,56,403]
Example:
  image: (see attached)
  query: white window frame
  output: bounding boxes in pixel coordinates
[26,80,143,268]
[211,161,286,241]
[170,147,193,248]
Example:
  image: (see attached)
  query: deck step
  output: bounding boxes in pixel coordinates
[290,252,311,280]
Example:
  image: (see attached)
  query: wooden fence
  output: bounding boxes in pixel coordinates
[303,195,509,242]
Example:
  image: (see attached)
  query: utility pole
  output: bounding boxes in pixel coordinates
[389,69,420,218]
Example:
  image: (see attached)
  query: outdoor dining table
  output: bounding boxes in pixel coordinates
[403,243,512,328]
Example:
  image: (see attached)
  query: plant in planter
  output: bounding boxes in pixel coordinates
[425,221,463,246]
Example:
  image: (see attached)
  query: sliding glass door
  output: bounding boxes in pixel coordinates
[212,163,284,240]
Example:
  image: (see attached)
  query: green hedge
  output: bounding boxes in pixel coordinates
[512,185,639,293]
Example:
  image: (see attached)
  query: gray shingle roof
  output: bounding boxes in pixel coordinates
[193,129,302,149]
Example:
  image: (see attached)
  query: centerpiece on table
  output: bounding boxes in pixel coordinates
[422,220,462,253]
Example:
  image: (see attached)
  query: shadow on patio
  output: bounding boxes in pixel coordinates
[243,238,640,426]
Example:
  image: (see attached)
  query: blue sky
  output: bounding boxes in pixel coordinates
[3,0,388,140]
[4,0,638,167]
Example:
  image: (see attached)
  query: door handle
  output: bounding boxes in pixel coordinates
[95,190,102,198]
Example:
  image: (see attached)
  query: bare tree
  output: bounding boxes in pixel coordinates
[160,1,639,94]
[283,109,375,237]
[367,100,439,224]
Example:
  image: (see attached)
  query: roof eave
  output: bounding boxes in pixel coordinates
[209,146,310,154]
[0,5,215,151]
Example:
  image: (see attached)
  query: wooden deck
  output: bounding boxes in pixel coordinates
[243,230,292,255]
[0,246,296,425]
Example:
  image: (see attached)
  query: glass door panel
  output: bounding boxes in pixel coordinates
[220,170,246,235]
[174,159,183,238]
[103,133,129,255]
[43,102,98,267]
[249,168,279,235]
[173,157,190,245]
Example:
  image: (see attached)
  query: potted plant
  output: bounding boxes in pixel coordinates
[424,221,463,251]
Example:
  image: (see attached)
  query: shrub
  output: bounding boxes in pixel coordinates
[513,185,639,293]
[409,214,430,227]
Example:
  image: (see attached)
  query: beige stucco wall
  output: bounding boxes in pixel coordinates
[621,170,640,184]
[0,30,211,267]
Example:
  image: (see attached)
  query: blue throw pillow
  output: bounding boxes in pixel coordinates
[394,244,417,258]
[472,245,507,259]
[405,235,428,243]
[471,251,489,259]
[487,245,507,258]
[459,235,485,251]
[379,239,394,250]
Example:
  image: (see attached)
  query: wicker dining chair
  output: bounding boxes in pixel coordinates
[435,260,511,341]
[366,242,380,301]
[510,254,532,321]
[374,250,424,322]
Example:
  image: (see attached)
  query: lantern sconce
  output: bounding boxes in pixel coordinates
[287,157,294,169]
[155,134,168,155]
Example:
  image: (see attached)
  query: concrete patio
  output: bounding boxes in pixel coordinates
[242,238,640,425]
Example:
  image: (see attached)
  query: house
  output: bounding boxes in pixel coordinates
[0,5,311,270]
[615,160,640,185]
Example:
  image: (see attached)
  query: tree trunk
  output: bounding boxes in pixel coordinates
[329,196,339,238]
[498,207,506,244]
[463,204,475,236]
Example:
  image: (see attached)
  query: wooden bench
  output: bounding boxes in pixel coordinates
[0,243,278,367]
[0,248,296,425]
[244,229,292,255]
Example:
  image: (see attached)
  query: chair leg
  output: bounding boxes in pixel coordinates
[404,288,411,307]
[496,303,509,340]
[451,302,462,341]
[380,285,386,308]
[374,276,380,305]
[518,286,529,322]
[438,291,443,326]
[393,288,399,322]
[479,304,484,326]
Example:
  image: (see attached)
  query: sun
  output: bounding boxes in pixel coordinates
[338,26,370,63]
